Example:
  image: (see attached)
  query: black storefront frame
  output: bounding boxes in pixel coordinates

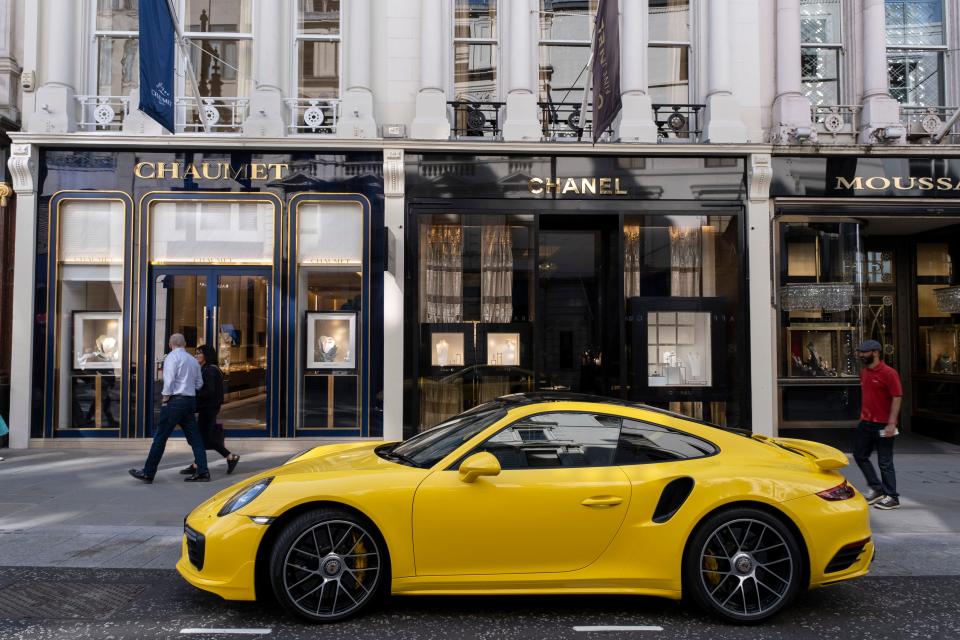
[403,197,752,437]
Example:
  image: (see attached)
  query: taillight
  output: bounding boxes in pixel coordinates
[817,481,856,501]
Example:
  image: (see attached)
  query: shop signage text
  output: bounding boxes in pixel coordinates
[836,176,960,191]
[134,161,289,181]
[528,177,628,195]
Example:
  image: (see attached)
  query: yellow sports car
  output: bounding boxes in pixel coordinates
[177,393,873,624]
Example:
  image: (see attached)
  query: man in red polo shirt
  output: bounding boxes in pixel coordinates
[854,340,902,510]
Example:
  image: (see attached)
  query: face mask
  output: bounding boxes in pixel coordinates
[859,354,875,366]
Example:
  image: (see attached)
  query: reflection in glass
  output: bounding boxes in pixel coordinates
[649,0,690,42]
[152,274,206,427]
[888,50,943,106]
[298,40,340,99]
[454,43,498,101]
[150,201,274,264]
[298,0,340,35]
[454,0,497,40]
[97,36,139,96]
[885,0,943,46]
[217,274,268,429]
[801,0,842,43]
[185,0,252,32]
[648,46,689,104]
[801,47,839,106]
[187,39,251,99]
[96,0,138,32]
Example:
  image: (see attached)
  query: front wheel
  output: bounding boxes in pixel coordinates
[684,507,803,623]
[269,508,387,623]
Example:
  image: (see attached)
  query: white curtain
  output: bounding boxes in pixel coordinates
[670,224,702,296]
[423,224,463,323]
[624,224,642,299]
[481,222,513,323]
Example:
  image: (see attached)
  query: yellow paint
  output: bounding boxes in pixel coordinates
[178,400,873,603]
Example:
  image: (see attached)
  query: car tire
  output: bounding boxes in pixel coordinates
[269,507,389,623]
[683,507,803,623]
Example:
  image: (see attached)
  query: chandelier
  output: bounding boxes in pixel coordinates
[781,283,856,312]
[934,286,960,313]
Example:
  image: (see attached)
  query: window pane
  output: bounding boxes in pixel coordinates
[60,200,125,264]
[454,42,498,101]
[648,45,689,103]
[97,36,139,96]
[887,49,943,105]
[186,0,252,32]
[189,39,251,97]
[800,0,842,44]
[298,0,340,35]
[298,40,340,99]
[801,47,840,106]
[539,44,590,103]
[885,0,944,46]
[298,202,363,265]
[615,419,717,464]
[539,0,596,42]
[150,201,274,264]
[479,412,621,469]
[96,0,138,31]
[455,0,497,40]
[649,0,690,42]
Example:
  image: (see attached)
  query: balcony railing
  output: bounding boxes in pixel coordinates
[447,100,505,139]
[539,101,613,141]
[285,98,340,135]
[177,96,248,133]
[76,95,131,132]
[811,104,861,139]
[652,104,704,143]
[900,106,958,142]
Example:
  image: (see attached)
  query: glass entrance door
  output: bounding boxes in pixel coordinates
[150,267,271,435]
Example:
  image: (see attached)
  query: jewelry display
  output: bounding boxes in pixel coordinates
[431,332,465,367]
[647,311,712,387]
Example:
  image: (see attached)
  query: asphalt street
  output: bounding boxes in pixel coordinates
[0,566,957,640]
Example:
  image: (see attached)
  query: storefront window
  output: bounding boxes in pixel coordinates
[150,201,274,264]
[297,0,340,99]
[54,200,125,431]
[296,201,364,432]
[454,0,498,101]
[648,0,690,103]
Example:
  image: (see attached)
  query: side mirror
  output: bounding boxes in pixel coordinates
[458,451,501,483]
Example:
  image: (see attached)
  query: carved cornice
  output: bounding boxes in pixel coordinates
[8,143,36,194]
[383,148,405,198]
[748,153,773,203]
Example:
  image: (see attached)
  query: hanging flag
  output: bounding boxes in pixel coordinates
[591,0,621,142]
[139,0,176,133]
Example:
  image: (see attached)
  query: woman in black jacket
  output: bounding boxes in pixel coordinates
[181,344,239,475]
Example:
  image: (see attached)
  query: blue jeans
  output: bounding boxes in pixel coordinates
[143,396,208,477]
[853,420,897,498]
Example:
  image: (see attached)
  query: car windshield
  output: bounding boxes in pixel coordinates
[387,403,507,468]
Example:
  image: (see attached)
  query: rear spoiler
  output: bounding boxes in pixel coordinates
[751,434,849,471]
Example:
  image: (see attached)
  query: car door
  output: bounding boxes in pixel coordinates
[412,411,631,576]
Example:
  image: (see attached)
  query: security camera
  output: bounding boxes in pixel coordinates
[20,71,35,93]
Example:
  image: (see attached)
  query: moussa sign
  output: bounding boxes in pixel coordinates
[771,156,960,198]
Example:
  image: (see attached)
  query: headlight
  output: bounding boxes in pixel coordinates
[217,477,274,517]
[284,447,315,465]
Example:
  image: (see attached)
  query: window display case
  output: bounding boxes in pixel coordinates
[922,326,959,374]
[486,332,520,366]
[786,325,857,378]
[647,311,712,387]
[431,331,466,367]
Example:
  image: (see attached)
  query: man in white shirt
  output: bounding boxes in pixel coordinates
[130,333,209,482]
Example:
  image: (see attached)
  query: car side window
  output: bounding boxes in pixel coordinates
[475,412,622,470]
[614,418,718,465]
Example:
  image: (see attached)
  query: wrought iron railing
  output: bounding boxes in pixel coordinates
[538,101,613,141]
[285,98,340,135]
[76,95,130,131]
[812,104,861,138]
[447,100,505,138]
[177,96,248,133]
[900,105,958,142]
[652,104,704,142]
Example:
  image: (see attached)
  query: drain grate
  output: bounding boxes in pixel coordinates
[0,582,147,620]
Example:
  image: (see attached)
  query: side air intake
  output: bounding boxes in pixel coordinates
[652,477,695,523]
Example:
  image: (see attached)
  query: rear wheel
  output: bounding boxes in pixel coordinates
[269,508,387,623]
[684,507,802,623]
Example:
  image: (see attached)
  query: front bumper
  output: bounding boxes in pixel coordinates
[176,511,269,601]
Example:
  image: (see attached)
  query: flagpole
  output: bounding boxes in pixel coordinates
[163,0,210,133]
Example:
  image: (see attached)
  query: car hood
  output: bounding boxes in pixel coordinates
[278,441,400,475]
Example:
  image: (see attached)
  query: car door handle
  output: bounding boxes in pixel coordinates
[581,496,623,508]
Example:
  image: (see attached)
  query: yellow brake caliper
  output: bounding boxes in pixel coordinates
[351,533,368,588]
[703,551,721,587]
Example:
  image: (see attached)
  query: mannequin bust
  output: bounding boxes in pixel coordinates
[503,339,517,365]
[435,338,449,366]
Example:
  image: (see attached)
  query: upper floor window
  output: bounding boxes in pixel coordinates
[800,0,842,106]
[95,0,139,97]
[538,0,596,107]
[297,0,341,99]
[453,0,498,101]
[886,0,945,106]
[648,0,691,103]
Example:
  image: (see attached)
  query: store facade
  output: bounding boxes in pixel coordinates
[772,155,960,444]
[28,147,385,441]
[402,153,752,438]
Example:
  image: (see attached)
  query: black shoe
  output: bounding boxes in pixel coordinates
[862,487,884,505]
[179,465,197,475]
[129,469,154,484]
[184,472,211,482]
[874,495,900,510]
[226,455,240,475]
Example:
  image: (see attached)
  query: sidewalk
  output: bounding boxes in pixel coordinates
[0,435,958,576]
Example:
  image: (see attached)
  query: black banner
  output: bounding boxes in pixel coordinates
[591,0,621,142]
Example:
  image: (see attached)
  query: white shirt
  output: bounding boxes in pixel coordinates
[161,347,203,397]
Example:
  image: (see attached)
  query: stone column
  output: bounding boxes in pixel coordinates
[29,0,78,132]
[411,0,451,139]
[616,0,657,142]
[702,0,746,143]
[746,154,777,436]
[337,0,378,139]
[770,0,815,143]
[243,0,287,137]
[382,149,405,441]
[859,0,903,143]
[502,0,540,140]
[6,144,38,448]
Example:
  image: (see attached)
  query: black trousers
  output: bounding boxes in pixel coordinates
[197,407,231,459]
[852,420,898,498]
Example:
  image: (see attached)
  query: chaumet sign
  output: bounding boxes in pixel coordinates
[528,177,629,195]
[134,161,289,181]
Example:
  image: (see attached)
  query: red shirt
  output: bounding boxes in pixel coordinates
[860,361,903,424]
